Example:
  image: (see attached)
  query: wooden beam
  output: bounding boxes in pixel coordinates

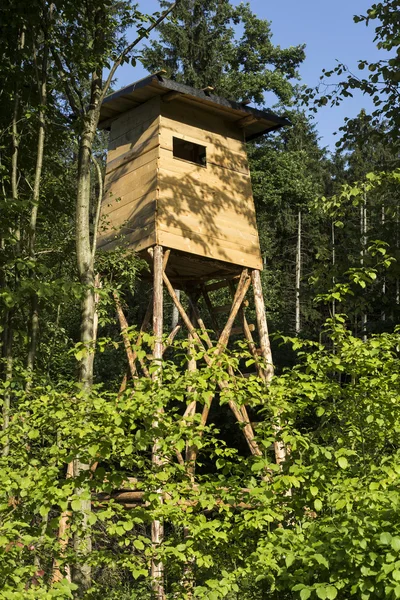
[217,270,251,351]
[231,323,255,336]
[251,270,273,382]
[251,269,288,469]
[162,90,183,103]
[237,114,258,128]
[205,278,237,292]
[114,291,138,379]
[147,254,263,458]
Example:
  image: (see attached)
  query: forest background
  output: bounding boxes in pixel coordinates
[0,0,400,599]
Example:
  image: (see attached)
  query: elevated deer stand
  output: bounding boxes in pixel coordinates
[98,73,289,598]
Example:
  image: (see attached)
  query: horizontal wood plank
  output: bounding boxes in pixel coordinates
[161,99,243,141]
[159,130,249,175]
[109,96,160,142]
[106,141,159,176]
[98,228,156,253]
[108,122,160,167]
[101,196,156,230]
[156,226,263,270]
[104,161,158,200]
[156,205,259,242]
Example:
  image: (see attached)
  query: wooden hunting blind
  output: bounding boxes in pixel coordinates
[98,72,288,283]
[97,74,290,597]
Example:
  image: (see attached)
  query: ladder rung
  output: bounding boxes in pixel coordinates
[213,300,249,315]
[213,304,233,314]
[205,276,240,292]
[205,280,231,292]
[231,324,255,335]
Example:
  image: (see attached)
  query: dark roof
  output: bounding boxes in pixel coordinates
[99,72,290,141]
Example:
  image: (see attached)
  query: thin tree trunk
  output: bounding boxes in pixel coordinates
[3,27,25,453]
[72,116,99,594]
[27,22,50,378]
[360,195,367,342]
[2,313,13,457]
[151,245,165,600]
[295,210,301,335]
[397,206,400,308]
[381,203,386,321]
[332,220,336,319]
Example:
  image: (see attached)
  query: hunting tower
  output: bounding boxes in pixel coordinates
[98,72,288,282]
[98,73,289,598]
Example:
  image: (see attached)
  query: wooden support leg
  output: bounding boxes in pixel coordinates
[52,461,74,584]
[114,293,153,377]
[251,270,273,382]
[151,245,165,600]
[186,284,262,457]
[251,269,287,466]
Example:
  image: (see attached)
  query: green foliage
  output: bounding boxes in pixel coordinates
[1,328,400,598]
[141,0,305,104]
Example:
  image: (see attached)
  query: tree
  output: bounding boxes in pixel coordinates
[248,111,329,344]
[142,0,305,104]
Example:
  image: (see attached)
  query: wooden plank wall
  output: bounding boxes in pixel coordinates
[98,94,263,272]
[157,100,263,270]
[97,96,161,251]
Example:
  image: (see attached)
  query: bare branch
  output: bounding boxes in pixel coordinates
[50,47,81,116]
[101,1,179,102]
[91,153,103,264]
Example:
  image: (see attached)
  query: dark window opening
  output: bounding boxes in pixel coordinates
[173,137,207,166]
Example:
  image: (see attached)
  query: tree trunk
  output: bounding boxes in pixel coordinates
[360,195,367,342]
[295,210,301,335]
[381,203,386,321]
[332,220,336,319]
[151,245,165,600]
[3,27,25,454]
[26,26,49,378]
[2,313,13,458]
[72,115,99,594]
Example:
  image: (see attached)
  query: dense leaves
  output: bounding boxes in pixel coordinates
[1,0,400,597]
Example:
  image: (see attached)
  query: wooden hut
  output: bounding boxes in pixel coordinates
[98,73,288,283]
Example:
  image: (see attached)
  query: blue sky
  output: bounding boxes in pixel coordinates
[114,0,383,152]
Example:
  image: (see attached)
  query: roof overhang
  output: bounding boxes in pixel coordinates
[99,72,290,141]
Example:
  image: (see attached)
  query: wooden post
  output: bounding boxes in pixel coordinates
[251,270,287,466]
[251,270,273,382]
[151,245,165,600]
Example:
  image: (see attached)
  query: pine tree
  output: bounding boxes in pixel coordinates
[141,0,305,104]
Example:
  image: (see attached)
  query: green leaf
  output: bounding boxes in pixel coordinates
[71,499,81,511]
[285,553,295,567]
[310,486,318,497]
[392,537,400,552]
[338,456,348,469]
[300,590,311,600]
[326,586,338,599]
[133,539,144,550]
[314,498,323,511]
[316,587,327,599]
[380,532,392,545]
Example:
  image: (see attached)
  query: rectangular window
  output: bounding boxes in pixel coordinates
[172,137,207,166]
